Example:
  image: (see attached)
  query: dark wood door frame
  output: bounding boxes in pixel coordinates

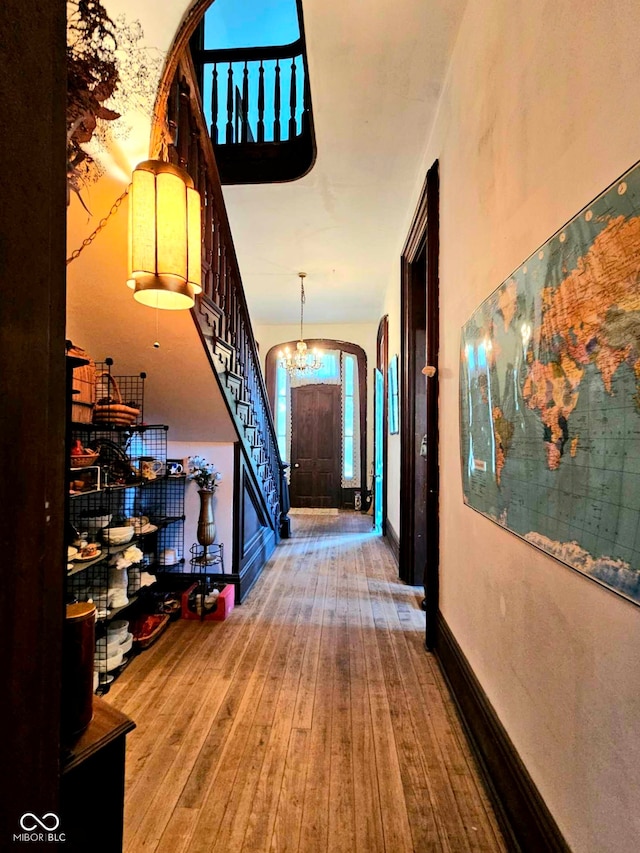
[399,160,440,650]
[376,316,389,534]
[0,0,67,838]
[266,338,367,502]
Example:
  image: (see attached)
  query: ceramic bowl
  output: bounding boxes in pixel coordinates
[119,633,134,654]
[102,526,134,546]
[95,637,122,658]
[107,620,129,642]
[94,648,123,672]
[83,513,113,531]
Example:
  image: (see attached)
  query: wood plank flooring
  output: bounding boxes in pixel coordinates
[108,511,508,853]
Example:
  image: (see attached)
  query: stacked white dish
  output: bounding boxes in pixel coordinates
[94,619,131,678]
[94,646,124,673]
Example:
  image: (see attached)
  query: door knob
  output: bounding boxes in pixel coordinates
[293,463,300,468]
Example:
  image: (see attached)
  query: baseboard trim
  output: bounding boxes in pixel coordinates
[435,613,570,853]
[385,518,400,566]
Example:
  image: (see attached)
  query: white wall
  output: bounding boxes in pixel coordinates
[167,441,235,570]
[383,1,640,850]
[254,322,379,490]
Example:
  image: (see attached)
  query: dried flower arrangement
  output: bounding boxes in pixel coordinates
[66,0,121,206]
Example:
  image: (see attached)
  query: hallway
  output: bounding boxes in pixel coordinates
[109,511,508,852]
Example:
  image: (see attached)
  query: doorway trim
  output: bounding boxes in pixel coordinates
[265,338,367,508]
[375,316,389,535]
[399,160,440,649]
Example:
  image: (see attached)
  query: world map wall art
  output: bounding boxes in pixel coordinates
[460,160,640,605]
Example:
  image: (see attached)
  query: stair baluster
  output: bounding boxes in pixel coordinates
[289,57,297,138]
[211,63,219,143]
[241,62,250,143]
[226,63,234,144]
[274,60,281,143]
[257,61,265,143]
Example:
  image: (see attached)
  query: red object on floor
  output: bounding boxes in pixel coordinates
[181,582,235,621]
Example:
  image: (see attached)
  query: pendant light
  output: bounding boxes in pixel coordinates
[279,272,322,374]
[127,160,202,310]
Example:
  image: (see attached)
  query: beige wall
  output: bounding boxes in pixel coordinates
[383,1,640,850]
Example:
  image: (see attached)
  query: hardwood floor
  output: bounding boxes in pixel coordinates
[108,511,508,853]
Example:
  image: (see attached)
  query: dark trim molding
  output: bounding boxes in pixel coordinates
[1,0,67,839]
[435,614,571,853]
[385,519,400,566]
[265,339,367,500]
[376,316,389,533]
[399,160,440,636]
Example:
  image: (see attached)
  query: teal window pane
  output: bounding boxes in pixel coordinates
[344,436,354,479]
[277,364,287,397]
[314,351,340,382]
[344,398,354,437]
[344,355,354,395]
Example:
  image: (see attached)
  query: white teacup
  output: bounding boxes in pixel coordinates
[158,548,177,566]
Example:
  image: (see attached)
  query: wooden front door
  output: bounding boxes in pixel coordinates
[290,385,342,508]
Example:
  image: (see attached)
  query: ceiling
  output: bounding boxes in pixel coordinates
[91,0,467,325]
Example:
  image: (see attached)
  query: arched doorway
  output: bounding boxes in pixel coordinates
[266,339,367,509]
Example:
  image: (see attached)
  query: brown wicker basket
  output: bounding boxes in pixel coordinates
[67,343,96,424]
[93,373,140,426]
[70,451,100,468]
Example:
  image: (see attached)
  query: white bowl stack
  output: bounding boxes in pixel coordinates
[94,619,132,679]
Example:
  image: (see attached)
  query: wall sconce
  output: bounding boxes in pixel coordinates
[127,160,202,310]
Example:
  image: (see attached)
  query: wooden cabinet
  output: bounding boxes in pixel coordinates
[60,697,135,852]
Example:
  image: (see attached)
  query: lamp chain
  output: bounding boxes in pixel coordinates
[66,184,131,266]
[300,277,306,340]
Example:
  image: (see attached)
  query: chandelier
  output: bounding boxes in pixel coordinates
[279,273,323,375]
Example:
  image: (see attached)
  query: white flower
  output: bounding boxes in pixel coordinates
[123,545,143,563]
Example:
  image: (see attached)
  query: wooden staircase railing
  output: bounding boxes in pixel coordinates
[154,51,290,596]
[190,29,316,184]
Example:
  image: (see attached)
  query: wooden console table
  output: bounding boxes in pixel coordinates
[60,696,135,852]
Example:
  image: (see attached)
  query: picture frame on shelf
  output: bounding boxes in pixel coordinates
[167,458,186,477]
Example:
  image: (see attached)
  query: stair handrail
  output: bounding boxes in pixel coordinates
[155,50,287,527]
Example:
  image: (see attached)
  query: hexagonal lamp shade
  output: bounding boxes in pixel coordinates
[127,160,202,310]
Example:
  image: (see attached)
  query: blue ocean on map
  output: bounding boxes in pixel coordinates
[460,161,640,605]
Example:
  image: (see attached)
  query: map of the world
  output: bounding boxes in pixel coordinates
[460,161,640,605]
